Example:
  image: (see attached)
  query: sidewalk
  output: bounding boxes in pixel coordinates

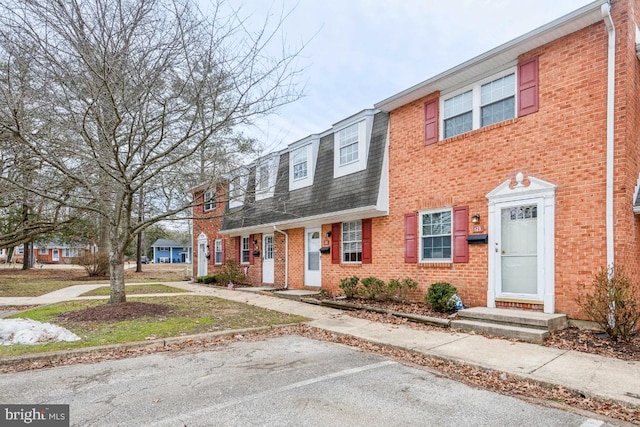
[1,282,639,408]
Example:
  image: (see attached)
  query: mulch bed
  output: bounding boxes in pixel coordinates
[324,297,640,361]
[57,302,172,322]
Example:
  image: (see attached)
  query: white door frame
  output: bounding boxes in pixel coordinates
[263,234,274,284]
[52,249,59,262]
[304,227,322,287]
[197,233,208,277]
[487,173,556,313]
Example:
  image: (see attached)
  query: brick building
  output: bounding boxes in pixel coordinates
[193,0,640,320]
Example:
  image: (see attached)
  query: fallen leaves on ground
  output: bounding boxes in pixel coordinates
[1,325,638,425]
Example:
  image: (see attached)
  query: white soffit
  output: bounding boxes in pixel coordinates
[375,0,607,112]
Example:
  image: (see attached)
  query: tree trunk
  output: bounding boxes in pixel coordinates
[109,252,126,304]
[21,241,30,270]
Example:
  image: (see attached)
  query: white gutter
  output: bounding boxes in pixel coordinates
[602,2,615,270]
[273,225,288,289]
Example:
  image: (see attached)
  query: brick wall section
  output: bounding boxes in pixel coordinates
[356,1,640,319]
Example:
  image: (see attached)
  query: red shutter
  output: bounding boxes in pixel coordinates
[518,57,539,117]
[221,238,226,264]
[210,239,215,265]
[404,212,417,263]
[424,99,439,145]
[235,236,240,263]
[331,223,341,264]
[453,206,469,263]
[249,234,255,265]
[362,218,372,264]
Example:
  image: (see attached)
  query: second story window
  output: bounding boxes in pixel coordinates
[292,146,308,180]
[203,190,216,211]
[481,74,515,127]
[338,123,359,165]
[255,156,279,201]
[442,69,516,139]
[443,91,472,138]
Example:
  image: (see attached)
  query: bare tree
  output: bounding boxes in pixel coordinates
[0,0,303,302]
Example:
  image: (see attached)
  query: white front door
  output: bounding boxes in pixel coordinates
[263,235,274,284]
[197,233,208,277]
[305,228,321,287]
[498,204,539,296]
[52,249,59,262]
[487,173,556,313]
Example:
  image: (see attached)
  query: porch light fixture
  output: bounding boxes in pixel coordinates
[326,231,332,238]
[471,214,481,224]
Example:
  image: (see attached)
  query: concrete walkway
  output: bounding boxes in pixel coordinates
[1,282,639,408]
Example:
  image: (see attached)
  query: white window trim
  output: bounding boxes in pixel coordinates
[229,172,248,209]
[333,110,376,179]
[240,236,250,264]
[214,239,223,265]
[341,220,362,264]
[255,156,279,201]
[289,139,319,191]
[38,247,48,255]
[203,190,216,211]
[419,207,453,263]
[440,67,517,140]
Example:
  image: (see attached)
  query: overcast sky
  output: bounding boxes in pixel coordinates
[225,0,595,153]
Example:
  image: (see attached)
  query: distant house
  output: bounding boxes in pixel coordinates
[151,239,192,264]
[1,242,91,264]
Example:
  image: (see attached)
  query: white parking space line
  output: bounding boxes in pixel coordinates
[153,360,397,427]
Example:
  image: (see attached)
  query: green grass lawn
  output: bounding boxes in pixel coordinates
[0,265,189,297]
[79,284,188,296]
[0,296,308,357]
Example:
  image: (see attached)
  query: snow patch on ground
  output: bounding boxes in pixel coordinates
[0,318,80,345]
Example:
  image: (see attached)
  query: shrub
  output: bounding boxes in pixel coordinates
[219,260,247,285]
[387,278,419,303]
[359,277,387,300]
[426,282,458,313]
[339,276,359,299]
[74,252,110,277]
[577,266,640,342]
[198,275,218,284]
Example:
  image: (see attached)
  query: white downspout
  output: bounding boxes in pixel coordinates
[273,225,288,289]
[602,2,615,271]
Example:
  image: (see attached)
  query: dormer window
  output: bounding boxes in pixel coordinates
[229,172,248,209]
[338,124,359,165]
[203,190,216,211]
[292,146,308,180]
[255,156,279,201]
[289,138,318,191]
[333,109,376,179]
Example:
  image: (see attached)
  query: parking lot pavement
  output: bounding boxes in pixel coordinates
[1,335,609,427]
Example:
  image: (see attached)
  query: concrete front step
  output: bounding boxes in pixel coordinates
[456,307,567,331]
[450,319,549,344]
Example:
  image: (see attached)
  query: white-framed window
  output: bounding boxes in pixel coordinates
[292,146,308,180]
[241,236,250,264]
[420,209,452,262]
[442,68,516,139]
[203,190,216,211]
[255,156,279,201]
[63,248,78,257]
[229,172,248,209]
[338,123,359,165]
[158,247,170,251]
[214,239,223,265]
[342,220,362,263]
[38,247,48,255]
[16,246,24,254]
[332,110,375,179]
